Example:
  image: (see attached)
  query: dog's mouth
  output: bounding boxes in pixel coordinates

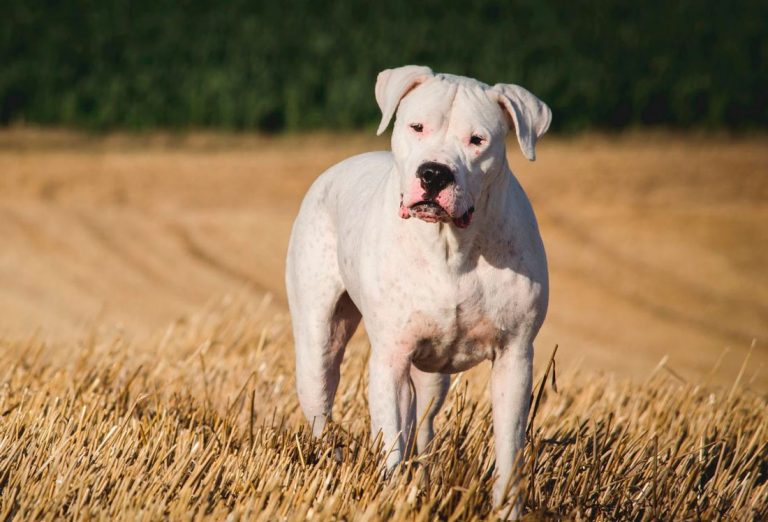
[451,207,474,228]
[409,201,449,223]
[404,200,475,228]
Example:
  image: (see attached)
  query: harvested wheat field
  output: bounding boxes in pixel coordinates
[0,130,766,520]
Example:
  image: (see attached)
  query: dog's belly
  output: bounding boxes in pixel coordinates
[405,311,502,374]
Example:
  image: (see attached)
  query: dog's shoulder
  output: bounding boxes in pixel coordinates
[319,150,393,197]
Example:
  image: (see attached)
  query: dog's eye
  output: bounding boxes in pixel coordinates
[469,134,485,146]
[410,123,424,133]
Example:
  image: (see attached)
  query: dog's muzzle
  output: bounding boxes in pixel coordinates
[399,162,474,228]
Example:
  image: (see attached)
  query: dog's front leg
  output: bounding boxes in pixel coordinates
[491,340,533,520]
[368,347,415,471]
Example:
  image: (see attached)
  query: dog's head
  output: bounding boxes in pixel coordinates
[375,65,551,228]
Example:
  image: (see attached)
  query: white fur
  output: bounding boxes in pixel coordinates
[286,65,551,519]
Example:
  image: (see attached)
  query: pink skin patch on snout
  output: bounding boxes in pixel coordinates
[399,199,411,219]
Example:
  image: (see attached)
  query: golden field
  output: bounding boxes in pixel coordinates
[0,130,766,520]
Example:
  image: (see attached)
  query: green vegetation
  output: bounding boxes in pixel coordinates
[2,0,766,131]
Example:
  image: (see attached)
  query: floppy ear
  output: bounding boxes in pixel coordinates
[375,65,434,135]
[489,83,552,161]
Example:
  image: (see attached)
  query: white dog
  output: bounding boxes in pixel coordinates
[286,65,550,518]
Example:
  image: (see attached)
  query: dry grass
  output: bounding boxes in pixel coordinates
[1,295,765,521]
[0,131,766,519]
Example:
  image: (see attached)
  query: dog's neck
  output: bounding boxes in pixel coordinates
[389,164,512,272]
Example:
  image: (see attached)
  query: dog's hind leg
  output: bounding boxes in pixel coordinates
[409,366,450,455]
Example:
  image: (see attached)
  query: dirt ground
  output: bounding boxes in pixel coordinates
[0,129,766,389]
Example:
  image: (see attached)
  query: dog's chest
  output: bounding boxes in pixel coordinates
[403,272,513,374]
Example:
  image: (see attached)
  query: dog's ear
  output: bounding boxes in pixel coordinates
[490,84,552,161]
[375,65,434,135]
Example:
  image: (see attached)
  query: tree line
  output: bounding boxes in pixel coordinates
[2,0,765,131]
